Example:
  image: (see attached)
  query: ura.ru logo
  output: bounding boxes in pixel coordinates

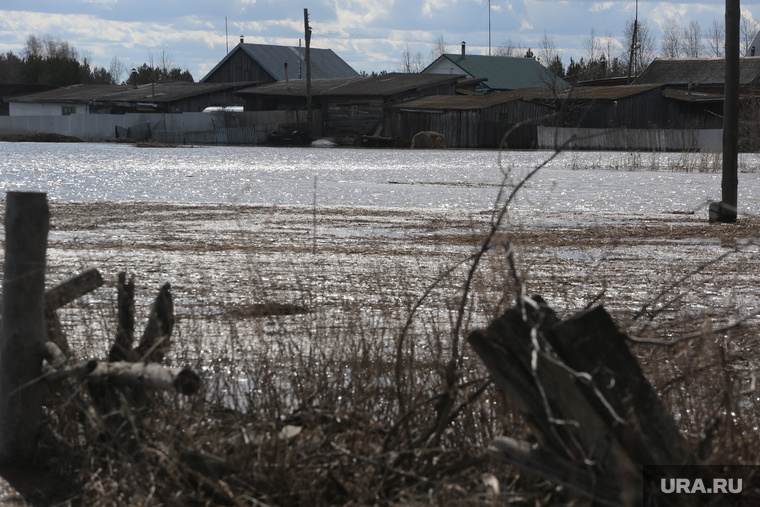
[661,478,742,494]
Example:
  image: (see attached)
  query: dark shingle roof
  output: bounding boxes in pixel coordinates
[201,43,358,83]
[633,57,760,86]
[236,73,465,98]
[6,82,258,104]
[386,84,664,110]
[423,54,569,90]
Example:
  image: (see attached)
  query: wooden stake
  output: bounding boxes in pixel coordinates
[715,0,740,223]
[0,192,49,466]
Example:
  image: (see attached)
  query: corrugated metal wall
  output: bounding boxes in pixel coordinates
[538,127,723,151]
[0,110,322,144]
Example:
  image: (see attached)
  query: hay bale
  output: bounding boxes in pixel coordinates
[411,131,445,149]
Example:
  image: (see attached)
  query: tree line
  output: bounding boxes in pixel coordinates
[398,14,760,84]
[0,34,193,87]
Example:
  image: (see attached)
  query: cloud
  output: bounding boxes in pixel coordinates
[520,20,533,31]
[423,0,447,16]
[81,0,118,6]
[491,5,503,12]
[590,2,614,12]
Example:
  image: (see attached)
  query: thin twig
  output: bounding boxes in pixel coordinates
[627,317,755,346]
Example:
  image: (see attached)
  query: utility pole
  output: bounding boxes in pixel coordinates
[626,0,638,84]
[488,0,491,56]
[304,8,313,140]
[711,0,740,222]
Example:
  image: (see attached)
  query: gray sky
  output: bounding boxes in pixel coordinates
[1,0,758,82]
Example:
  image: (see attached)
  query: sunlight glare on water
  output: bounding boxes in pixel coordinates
[3,142,760,216]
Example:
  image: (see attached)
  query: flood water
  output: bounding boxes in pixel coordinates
[3,143,760,218]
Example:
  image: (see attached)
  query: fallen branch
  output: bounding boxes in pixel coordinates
[85,361,200,395]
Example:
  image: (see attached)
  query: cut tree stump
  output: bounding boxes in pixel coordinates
[468,296,693,507]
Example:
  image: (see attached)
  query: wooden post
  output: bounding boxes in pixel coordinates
[304,8,313,140]
[0,191,49,466]
[713,0,740,223]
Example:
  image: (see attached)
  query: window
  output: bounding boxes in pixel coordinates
[62,106,77,116]
[349,105,359,117]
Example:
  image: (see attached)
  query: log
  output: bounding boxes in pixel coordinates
[0,191,49,466]
[42,342,103,440]
[44,268,104,312]
[135,282,174,363]
[44,268,104,360]
[85,361,200,395]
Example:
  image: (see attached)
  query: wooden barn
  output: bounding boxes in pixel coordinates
[384,84,725,148]
[633,57,760,93]
[236,73,466,137]
[548,85,723,130]
[6,81,257,115]
[200,40,358,84]
[384,92,551,148]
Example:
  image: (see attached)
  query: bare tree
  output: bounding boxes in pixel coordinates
[22,34,43,58]
[109,56,127,84]
[537,32,557,67]
[398,41,423,73]
[624,17,655,75]
[494,38,520,57]
[430,34,447,62]
[583,28,601,63]
[23,34,78,60]
[683,20,703,58]
[707,19,725,57]
[740,11,760,55]
[661,17,683,58]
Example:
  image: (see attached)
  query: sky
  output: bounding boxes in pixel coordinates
[1,0,759,83]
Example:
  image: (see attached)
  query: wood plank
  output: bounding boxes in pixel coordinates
[542,306,693,466]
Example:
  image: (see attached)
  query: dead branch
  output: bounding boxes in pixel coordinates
[84,361,200,395]
[135,282,174,363]
[109,272,136,362]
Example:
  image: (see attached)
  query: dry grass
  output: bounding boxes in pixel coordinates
[4,177,760,505]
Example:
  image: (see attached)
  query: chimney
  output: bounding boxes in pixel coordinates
[284,62,289,86]
[752,45,756,56]
[461,41,466,57]
[240,35,244,44]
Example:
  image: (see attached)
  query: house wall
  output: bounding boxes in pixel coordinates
[202,49,277,84]
[10,102,88,116]
[424,58,468,77]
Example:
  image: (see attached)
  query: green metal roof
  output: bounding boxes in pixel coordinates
[427,54,569,91]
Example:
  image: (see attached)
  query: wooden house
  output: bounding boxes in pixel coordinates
[200,41,358,84]
[236,73,465,137]
[423,43,569,92]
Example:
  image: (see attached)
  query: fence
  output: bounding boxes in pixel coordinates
[538,127,723,152]
[0,110,322,145]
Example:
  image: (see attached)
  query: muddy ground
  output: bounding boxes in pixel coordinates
[2,201,760,505]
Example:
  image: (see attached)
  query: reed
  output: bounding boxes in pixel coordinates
[7,151,760,505]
